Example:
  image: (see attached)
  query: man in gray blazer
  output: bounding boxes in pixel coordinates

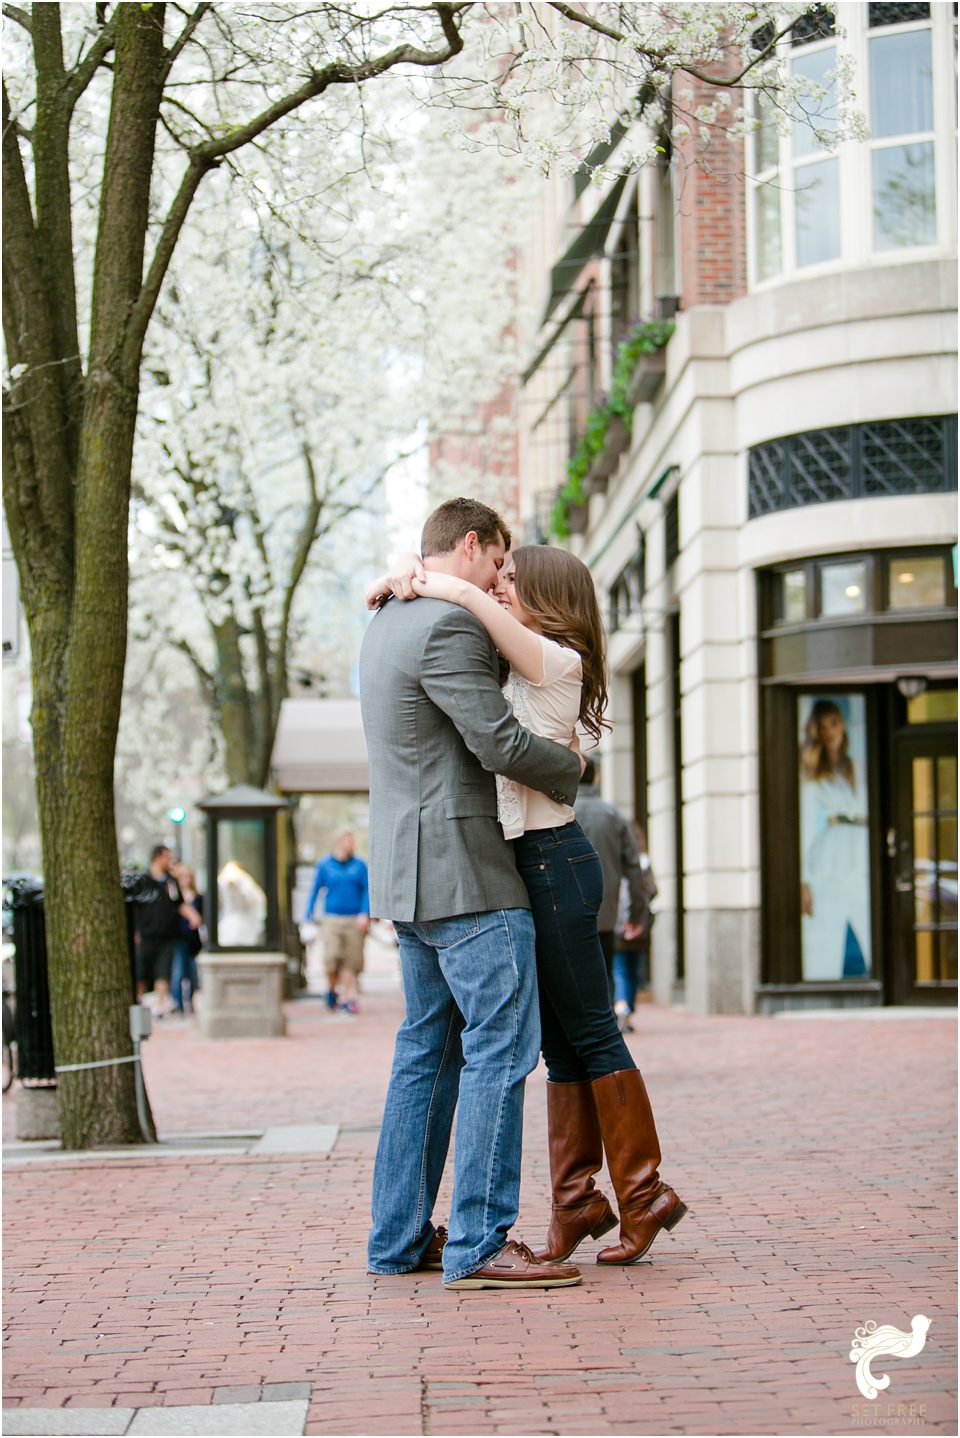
[361,498,583,1291]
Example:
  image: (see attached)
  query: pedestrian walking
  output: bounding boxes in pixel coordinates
[361,497,583,1291]
[135,845,201,1017]
[574,759,650,1001]
[613,827,657,1031]
[303,831,369,1015]
[371,540,687,1269]
[170,863,204,1015]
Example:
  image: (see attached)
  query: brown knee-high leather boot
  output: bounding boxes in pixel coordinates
[592,1068,687,1265]
[534,1080,617,1262]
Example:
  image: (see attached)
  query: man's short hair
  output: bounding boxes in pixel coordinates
[581,759,597,786]
[150,844,170,863]
[421,497,511,558]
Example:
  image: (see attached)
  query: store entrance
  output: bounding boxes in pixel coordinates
[889,731,958,1005]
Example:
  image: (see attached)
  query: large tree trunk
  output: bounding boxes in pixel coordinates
[3,4,167,1147]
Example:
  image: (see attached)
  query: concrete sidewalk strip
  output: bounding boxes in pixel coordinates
[2,1402,310,1436]
[128,1401,308,1435]
[2,1412,135,1436]
[251,1126,339,1154]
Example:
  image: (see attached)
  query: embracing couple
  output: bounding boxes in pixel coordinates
[359,497,686,1291]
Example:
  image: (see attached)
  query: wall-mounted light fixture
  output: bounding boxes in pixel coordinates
[896,676,928,700]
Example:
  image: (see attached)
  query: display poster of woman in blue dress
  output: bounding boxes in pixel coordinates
[799,695,872,982]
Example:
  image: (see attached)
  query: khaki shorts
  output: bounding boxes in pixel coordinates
[321,915,365,975]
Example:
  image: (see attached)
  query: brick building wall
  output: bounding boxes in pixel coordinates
[674,76,748,308]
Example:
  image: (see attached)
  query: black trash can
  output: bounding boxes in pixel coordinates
[121,869,157,1001]
[5,879,55,1083]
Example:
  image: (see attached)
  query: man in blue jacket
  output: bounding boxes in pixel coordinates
[304,830,369,1014]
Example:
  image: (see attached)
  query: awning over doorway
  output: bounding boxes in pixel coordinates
[270,698,368,794]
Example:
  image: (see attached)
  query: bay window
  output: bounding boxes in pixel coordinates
[747,2,956,285]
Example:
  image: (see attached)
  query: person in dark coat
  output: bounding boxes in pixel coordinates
[573,760,649,1001]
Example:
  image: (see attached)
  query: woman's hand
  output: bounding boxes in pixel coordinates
[365,552,425,609]
[800,883,813,917]
[569,730,587,777]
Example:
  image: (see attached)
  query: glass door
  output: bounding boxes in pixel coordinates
[891,736,958,1003]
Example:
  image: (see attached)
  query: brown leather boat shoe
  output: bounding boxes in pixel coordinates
[415,1225,447,1271]
[443,1239,582,1290]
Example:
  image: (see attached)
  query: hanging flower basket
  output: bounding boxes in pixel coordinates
[567,502,590,535]
[626,348,667,407]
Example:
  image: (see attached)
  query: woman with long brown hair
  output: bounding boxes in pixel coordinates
[366,544,686,1267]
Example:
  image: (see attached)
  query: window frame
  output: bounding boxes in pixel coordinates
[745,1,957,290]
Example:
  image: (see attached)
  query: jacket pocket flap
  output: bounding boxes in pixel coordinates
[444,792,498,819]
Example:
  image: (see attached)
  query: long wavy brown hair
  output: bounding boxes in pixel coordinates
[512,545,609,743]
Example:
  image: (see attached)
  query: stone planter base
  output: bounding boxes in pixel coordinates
[16,1084,60,1140]
[198,952,287,1040]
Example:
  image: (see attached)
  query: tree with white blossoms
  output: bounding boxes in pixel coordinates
[2,0,862,1148]
[131,108,528,790]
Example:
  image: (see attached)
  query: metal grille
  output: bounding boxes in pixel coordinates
[862,417,945,495]
[790,4,836,45]
[868,3,930,25]
[791,427,851,505]
[748,442,789,516]
[748,415,957,518]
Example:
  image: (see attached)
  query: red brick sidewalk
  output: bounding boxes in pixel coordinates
[3,983,957,1436]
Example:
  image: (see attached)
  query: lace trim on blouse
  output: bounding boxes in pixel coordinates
[496,668,527,838]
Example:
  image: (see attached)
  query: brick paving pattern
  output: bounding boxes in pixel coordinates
[3,978,956,1436]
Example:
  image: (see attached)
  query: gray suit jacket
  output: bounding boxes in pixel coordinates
[359,596,581,922]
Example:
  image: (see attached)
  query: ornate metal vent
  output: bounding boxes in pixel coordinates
[748,415,957,518]
[868,3,931,25]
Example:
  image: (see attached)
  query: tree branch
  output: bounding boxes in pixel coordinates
[548,2,802,89]
[1,80,76,588]
[124,2,469,366]
[162,2,213,81]
[1,4,31,35]
[173,636,215,697]
[62,8,121,112]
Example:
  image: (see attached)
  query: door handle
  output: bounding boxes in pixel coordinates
[895,875,913,893]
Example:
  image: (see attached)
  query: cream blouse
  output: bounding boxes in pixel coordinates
[496,633,583,839]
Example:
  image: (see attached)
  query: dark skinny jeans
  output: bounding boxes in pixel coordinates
[511,822,636,1084]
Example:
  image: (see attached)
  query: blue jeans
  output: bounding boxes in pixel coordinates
[613,949,649,1010]
[512,823,636,1085]
[171,942,199,1013]
[367,908,539,1283]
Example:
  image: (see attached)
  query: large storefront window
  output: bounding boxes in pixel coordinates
[798,694,872,981]
[747,3,956,285]
[758,554,957,1008]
